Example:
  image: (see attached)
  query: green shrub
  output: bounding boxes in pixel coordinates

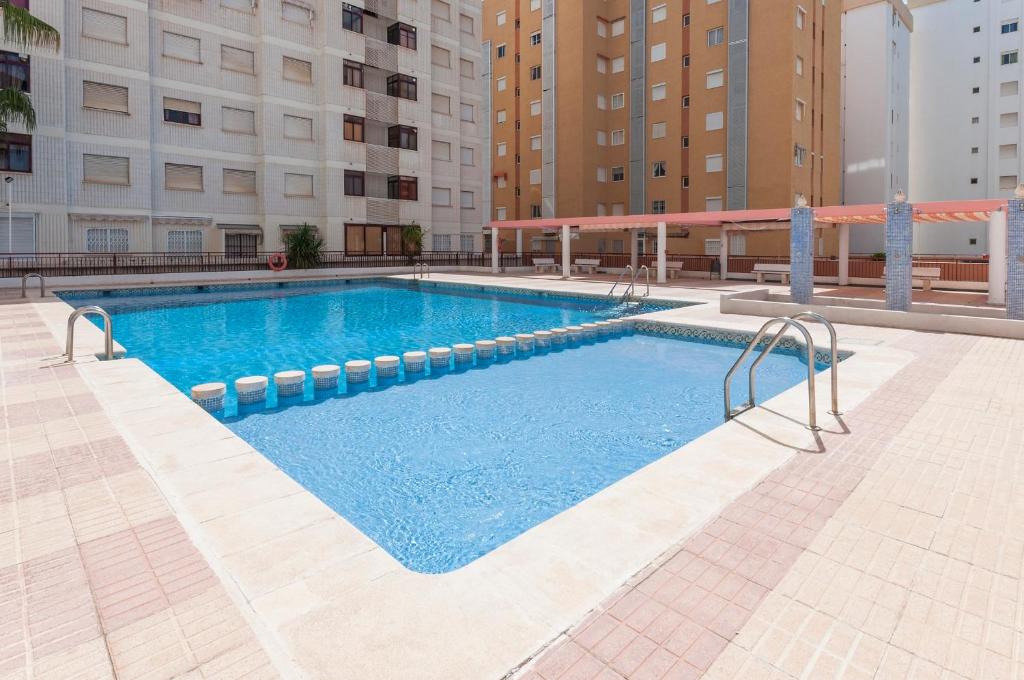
[283,224,324,269]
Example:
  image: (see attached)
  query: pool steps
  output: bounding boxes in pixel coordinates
[190,317,634,413]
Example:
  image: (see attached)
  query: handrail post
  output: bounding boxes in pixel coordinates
[20,273,45,298]
[789,311,841,415]
[65,305,114,362]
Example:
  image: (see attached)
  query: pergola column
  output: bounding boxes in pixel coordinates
[838,223,850,286]
[790,199,814,304]
[656,221,667,284]
[561,224,571,279]
[1007,195,1024,319]
[630,231,639,271]
[885,193,913,312]
[490,228,499,273]
[719,227,729,280]
[988,208,1007,306]
[515,229,523,256]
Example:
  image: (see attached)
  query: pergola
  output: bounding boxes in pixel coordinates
[487,198,1011,307]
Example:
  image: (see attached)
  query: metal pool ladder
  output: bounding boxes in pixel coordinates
[65,305,115,362]
[413,261,430,279]
[723,314,840,431]
[608,264,634,299]
[608,265,649,302]
[21,273,44,298]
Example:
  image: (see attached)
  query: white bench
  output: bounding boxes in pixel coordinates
[533,257,558,273]
[884,266,942,291]
[753,263,791,284]
[571,258,600,275]
[666,261,684,279]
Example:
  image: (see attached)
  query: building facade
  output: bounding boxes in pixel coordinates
[483,0,842,257]
[909,0,1023,255]
[0,0,486,256]
[841,0,912,255]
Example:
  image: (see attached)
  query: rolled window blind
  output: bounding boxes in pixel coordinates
[221,45,255,73]
[164,97,200,115]
[82,8,127,43]
[284,173,313,196]
[431,93,450,114]
[221,0,252,11]
[283,114,313,139]
[222,106,255,133]
[83,155,129,185]
[165,163,203,191]
[223,168,257,194]
[163,32,201,62]
[83,81,129,113]
[431,46,450,67]
[282,2,312,23]
[282,56,312,83]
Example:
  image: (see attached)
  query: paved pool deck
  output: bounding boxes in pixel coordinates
[2,272,1022,679]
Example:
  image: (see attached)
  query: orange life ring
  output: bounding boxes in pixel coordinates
[268,253,288,271]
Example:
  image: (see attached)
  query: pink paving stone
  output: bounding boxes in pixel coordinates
[709,602,750,640]
[663,660,702,680]
[651,575,692,607]
[589,623,637,663]
[609,634,658,677]
[561,652,606,680]
[733,580,769,611]
[535,640,586,679]
[630,646,679,680]
[686,592,729,628]
[662,618,704,657]
[642,608,687,645]
[607,588,649,622]
[713,572,748,601]
[573,613,619,650]
[682,630,729,671]
[622,598,667,633]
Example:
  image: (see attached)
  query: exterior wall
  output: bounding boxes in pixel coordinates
[842,0,912,254]
[910,0,1023,255]
[483,0,843,258]
[1,0,485,255]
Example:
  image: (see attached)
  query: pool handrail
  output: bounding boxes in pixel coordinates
[608,264,634,299]
[413,261,430,279]
[65,305,114,362]
[748,312,839,416]
[21,272,45,298]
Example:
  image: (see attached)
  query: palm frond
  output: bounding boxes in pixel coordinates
[0,2,59,51]
[0,87,36,132]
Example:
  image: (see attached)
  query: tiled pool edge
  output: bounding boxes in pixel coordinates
[30,289,914,680]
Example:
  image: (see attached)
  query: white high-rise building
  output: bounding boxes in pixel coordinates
[841,0,912,254]
[0,0,486,257]
[909,0,1023,255]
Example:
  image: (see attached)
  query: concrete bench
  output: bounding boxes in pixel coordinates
[571,258,600,275]
[884,266,942,291]
[666,261,684,279]
[533,257,558,273]
[753,263,791,284]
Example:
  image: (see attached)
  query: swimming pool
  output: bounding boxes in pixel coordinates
[61,279,675,413]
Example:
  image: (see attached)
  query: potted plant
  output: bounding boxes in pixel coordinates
[283,223,324,269]
[401,222,423,263]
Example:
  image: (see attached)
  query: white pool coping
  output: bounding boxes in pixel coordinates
[37,274,916,679]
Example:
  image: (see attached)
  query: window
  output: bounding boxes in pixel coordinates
[344,114,365,142]
[530,135,541,151]
[388,125,417,150]
[682,176,689,189]
[460,190,474,208]
[682,95,690,108]
[460,146,474,165]
[0,51,29,92]
[972,86,980,94]
[650,43,666,62]
[612,56,625,73]
[705,196,723,211]
[611,129,625,145]
[432,45,451,67]
[284,114,313,140]
[530,65,541,80]
[163,32,201,62]
[496,43,506,58]
[495,176,506,188]
[611,18,625,36]
[222,107,255,134]
[495,10,506,25]
[529,168,541,184]
[970,177,979,185]
[460,13,475,34]
[612,203,625,216]
[460,103,474,122]
[1002,81,1019,96]
[530,99,541,116]
[794,144,806,166]
[597,94,607,110]
[651,200,666,214]
[432,140,451,161]
[728,233,746,256]
[343,3,363,32]
[86,228,129,253]
[707,27,724,47]
[597,56,608,73]
[682,54,690,67]
[496,109,507,123]
[651,161,666,178]
[530,31,541,46]
[1002,20,1019,34]
[165,163,203,191]
[651,122,666,139]
[495,207,507,220]
[222,168,256,194]
[682,135,689,148]
[795,99,805,121]
[596,130,607,145]
[1002,51,1019,66]
[0,133,30,173]
[82,8,127,44]
[1001,112,1019,127]
[706,69,724,89]
[705,111,723,130]
[611,93,625,109]
[221,45,255,74]
[388,22,417,49]
[83,154,128,185]
[683,13,690,27]
[387,74,417,100]
[224,231,259,258]
[432,234,452,251]
[283,56,312,83]
[344,170,365,196]
[432,187,452,206]
[497,142,507,156]
[460,58,474,78]
[796,6,806,29]
[167,230,202,253]
[460,234,475,252]
[597,167,607,182]
[388,175,418,201]
[432,93,451,114]
[1001,175,1019,190]
[597,18,608,37]
[340,61,364,91]
[1000,143,1018,160]
[705,154,723,172]
[652,4,667,23]
[284,173,314,197]
[796,56,804,76]
[433,0,451,20]
[651,83,667,101]
[282,2,312,23]
[163,97,200,125]
[971,147,979,154]
[496,75,507,91]
[83,81,129,114]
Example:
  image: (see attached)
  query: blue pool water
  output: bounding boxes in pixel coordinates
[61,280,672,413]
[228,333,822,573]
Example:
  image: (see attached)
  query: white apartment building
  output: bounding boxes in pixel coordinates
[841,0,912,254]
[0,0,486,257]
[910,0,1023,255]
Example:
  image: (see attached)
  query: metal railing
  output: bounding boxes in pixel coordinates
[21,273,44,298]
[724,317,820,430]
[413,261,430,279]
[607,264,634,299]
[65,305,114,362]
[636,265,651,298]
[777,311,840,416]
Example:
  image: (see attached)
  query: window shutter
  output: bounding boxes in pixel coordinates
[83,82,129,113]
[431,93,450,114]
[167,230,203,253]
[432,140,450,160]
[221,0,252,11]
[0,215,35,254]
[221,45,255,73]
[431,0,450,20]
[165,163,204,191]
[283,114,313,139]
[222,106,256,133]
[164,97,200,115]
[163,32,201,62]
[282,56,312,83]
[83,154,129,185]
[284,173,313,196]
[82,8,128,43]
[282,1,312,23]
[223,168,257,194]
[431,45,450,67]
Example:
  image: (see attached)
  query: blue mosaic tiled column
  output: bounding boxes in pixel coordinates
[1008,198,1024,320]
[885,200,913,311]
[790,206,814,304]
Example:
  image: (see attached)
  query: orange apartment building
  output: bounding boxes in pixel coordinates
[481,0,842,259]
